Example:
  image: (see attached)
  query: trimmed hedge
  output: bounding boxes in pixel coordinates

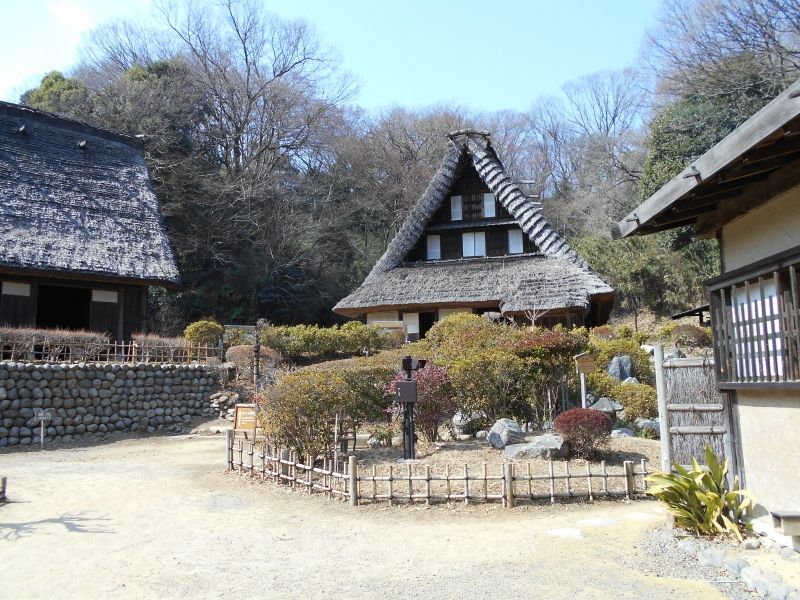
[261,321,403,362]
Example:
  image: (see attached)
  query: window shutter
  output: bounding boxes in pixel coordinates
[508,229,524,254]
[426,235,441,260]
[462,232,475,257]
[451,196,463,221]
[474,231,486,256]
[483,193,496,218]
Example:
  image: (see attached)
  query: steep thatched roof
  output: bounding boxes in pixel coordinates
[0,101,180,286]
[335,129,612,316]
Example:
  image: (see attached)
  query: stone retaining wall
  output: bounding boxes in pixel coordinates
[0,361,218,447]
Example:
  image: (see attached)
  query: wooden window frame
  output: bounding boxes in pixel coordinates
[708,245,800,389]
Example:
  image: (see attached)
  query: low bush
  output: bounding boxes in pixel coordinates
[671,324,712,347]
[448,349,532,423]
[224,327,253,347]
[132,332,186,362]
[184,319,224,346]
[657,322,677,341]
[0,326,110,361]
[646,445,753,541]
[422,313,518,364]
[386,365,458,442]
[614,383,658,421]
[554,408,612,458]
[262,322,402,362]
[226,344,281,382]
[615,325,633,339]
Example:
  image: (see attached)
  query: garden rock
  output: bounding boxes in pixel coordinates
[634,417,659,434]
[607,355,633,381]
[475,430,488,440]
[724,557,748,575]
[767,582,796,600]
[697,548,727,568]
[487,418,525,449]
[502,435,570,460]
[622,376,639,385]
[611,427,634,438]
[452,411,484,435]
[742,539,761,550]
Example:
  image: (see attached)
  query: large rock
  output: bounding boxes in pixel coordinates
[502,435,571,460]
[611,427,634,438]
[487,418,525,449]
[452,411,484,435]
[607,356,633,381]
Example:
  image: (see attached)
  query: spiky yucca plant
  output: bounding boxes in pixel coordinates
[646,444,754,541]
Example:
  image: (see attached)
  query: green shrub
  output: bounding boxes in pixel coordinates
[422,313,518,364]
[586,371,620,398]
[184,319,224,346]
[261,322,402,362]
[616,325,633,339]
[554,408,612,458]
[657,322,677,341]
[646,445,753,541]
[613,383,658,421]
[258,369,351,458]
[671,323,712,347]
[449,349,531,422]
[224,327,253,347]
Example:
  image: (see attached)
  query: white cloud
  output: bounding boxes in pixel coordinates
[49,0,93,46]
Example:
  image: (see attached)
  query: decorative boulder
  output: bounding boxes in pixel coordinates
[622,376,639,385]
[607,355,633,381]
[475,430,488,440]
[611,427,634,438]
[502,434,571,460]
[634,417,659,435]
[452,411,484,435]
[487,418,525,449]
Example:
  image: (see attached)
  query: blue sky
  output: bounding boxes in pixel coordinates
[0,0,662,112]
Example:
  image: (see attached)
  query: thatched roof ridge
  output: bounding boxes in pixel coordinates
[335,254,613,316]
[367,130,589,278]
[0,101,180,286]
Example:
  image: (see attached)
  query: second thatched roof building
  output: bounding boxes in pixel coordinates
[334,129,614,339]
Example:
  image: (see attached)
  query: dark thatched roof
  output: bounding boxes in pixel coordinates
[335,130,612,316]
[0,101,180,286]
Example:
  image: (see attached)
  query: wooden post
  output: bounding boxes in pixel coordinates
[225,430,233,470]
[280,448,290,483]
[624,461,635,499]
[503,463,514,508]
[349,455,358,507]
[0,476,6,502]
[654,344,672,474]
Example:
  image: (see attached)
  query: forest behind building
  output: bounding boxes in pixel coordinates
[19,0,800,331]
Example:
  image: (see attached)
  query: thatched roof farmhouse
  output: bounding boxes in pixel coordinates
[0,101,180,339]
[335,130,613,338]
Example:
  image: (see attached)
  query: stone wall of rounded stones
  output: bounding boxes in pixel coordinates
[0,361,218,447]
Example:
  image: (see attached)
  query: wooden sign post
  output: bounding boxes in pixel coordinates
[573,353,597,409]
[233,403,258,440]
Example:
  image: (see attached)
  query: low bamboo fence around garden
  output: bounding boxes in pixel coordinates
[226,434,651,507]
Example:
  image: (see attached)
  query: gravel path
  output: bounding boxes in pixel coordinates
[1,435,736,599]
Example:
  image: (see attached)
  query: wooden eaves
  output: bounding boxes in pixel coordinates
[614,79,800,239]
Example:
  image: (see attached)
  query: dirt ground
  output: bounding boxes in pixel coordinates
[0,434,729,600]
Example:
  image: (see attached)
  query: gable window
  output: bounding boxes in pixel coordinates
[462,231,486,257]
[483,193,496,218]
[426,235,441,260]
[450,196,463,221]
[508,229,524,254]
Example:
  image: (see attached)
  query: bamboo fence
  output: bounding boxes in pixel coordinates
[226,433,650,508]
[0,339,224,365]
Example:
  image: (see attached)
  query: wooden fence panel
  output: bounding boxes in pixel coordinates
[658,356,734,473]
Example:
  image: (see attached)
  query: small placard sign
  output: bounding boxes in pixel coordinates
[233,404,257,438]
[573,352,597,374]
